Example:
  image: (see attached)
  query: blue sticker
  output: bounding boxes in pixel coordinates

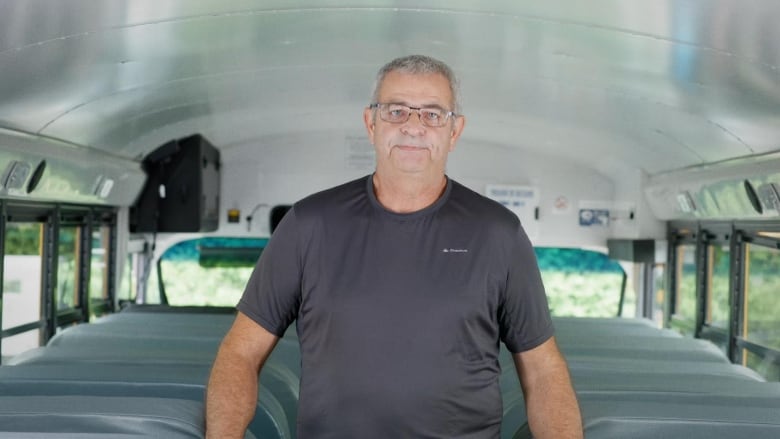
[579,209,610,226]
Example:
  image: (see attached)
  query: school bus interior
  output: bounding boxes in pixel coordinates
[1,2,780,438]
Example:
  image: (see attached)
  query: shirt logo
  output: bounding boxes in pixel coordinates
[442,248,469,253]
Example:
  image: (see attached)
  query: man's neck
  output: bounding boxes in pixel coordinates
[372,171,448,214]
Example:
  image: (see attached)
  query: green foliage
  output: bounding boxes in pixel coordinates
[709,246,731,328]
[543,271,634,317]
[674,244,697,334]
[160,260,253,306]
[56,228,78,310]
[4,224,41,255]
[745,350,780,382]
[157,237,268,306]
[535,247,631,317]
[748,243,780,272]
[535,247,623,273]
[156,242,634,315]
[746,245,780,351]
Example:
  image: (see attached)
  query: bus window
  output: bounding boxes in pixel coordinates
[672,244,697,336]
[57,226,80,311]
[652,263,666,327]
[743,243,780,381]
[156,237,268,306]
[744,350,779,382]
[694,241,732,355]
[116,239,147,307]
[707,243,730,331]
[535,247,632,318]
[2,223,43,362]
[117,254,136,305]
[89,226,111,318]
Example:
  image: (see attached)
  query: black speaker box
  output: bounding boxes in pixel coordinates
[130,134,220,233]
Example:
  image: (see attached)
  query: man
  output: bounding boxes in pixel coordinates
[206,55,582,438]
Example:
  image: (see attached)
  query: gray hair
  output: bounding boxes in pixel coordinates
[370,55,461,115]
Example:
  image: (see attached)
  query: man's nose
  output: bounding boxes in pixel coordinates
[401,110,427,135]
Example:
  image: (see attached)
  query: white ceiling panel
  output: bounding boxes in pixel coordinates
[0,0,777,177]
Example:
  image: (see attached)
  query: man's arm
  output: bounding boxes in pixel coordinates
[206,312,280,439]
[512,336,583,439]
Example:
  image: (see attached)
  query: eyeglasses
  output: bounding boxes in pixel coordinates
[369,103,456,127]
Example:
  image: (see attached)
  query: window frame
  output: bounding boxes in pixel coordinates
[735,232,780,372]
[669,219,780,378]
[667,226,697,335]
[698,224,732,354]
[0,200,117,360]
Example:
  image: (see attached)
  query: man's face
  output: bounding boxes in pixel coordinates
[363,71,465,177]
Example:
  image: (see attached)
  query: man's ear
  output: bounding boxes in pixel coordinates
[363,107,376,143]
[448,115,466,151]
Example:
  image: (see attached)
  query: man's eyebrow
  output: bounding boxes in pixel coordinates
[385,101,448,111]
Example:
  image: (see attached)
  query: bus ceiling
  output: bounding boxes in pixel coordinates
[0,1,779,223]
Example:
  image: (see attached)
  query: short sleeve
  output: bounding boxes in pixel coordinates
[498,221,554,353]
[237,207,302,337]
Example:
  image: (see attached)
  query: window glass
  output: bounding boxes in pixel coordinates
[1,332,40,364]
[2,223,43,360]
[707,244,730,329]
[745,244,780,352]
[744,349,780,382]
[56,226,79,310]
[652,263,666,327]
[117,254,136,304]
[673,244,697,335]
[158,237,268,306]
[535,248,630,318]
[89,226,110,317]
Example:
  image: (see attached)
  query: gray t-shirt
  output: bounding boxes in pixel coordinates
[238,175,553,438]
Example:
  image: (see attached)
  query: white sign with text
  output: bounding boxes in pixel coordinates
[485,184,539,240]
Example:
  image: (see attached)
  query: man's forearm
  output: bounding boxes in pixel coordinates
[205,346,260,439]
[524,365,582,439]
[513,339,583,439]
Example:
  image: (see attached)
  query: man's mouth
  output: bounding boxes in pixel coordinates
[395,144,428,151]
